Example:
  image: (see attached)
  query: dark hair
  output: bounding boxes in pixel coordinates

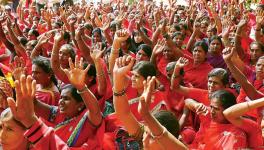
[172,31,184,40]
[32,57,58,86]
[210,90,236,109]
[19,36,28,46]
[153,110,180,138]
[193,41,208,53]
[84,63,96,85]
[110,21,117,30]
[208,68,229,86]
[137,44,152,58]
[84,23,93,31]
[1,109,26,129]
[209,35,223,46]
[92,28,102,38]
[63,31,71,43]
[28,29,39,37]
[60,44,76,60]
[250,41,264,52]
[62,84,83,103]
[133,61,156,79]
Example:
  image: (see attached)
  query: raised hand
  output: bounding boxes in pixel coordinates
[10,56,27,81]
[222,47,235,62]
[195,103,208,116]
[153,39,166,55]
[114,29,130,42]
[256,9,264,26]
[113,55,135,79]
[75,25,85,40]
[138,76,156,117]
[7,75,37,128]
[101,18,110,31]
[38,32,53,45]
[176,57,189,68]
[54,30,64,43]
[63,56,90,90]
[90,43,105,61]
[221,16,233,38]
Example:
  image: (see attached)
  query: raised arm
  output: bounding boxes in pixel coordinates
[234,19,247,60]
[223,47,261,99]
[170,57,190,96]
[139,76,187,150]
[113,55,141,136]
[255,9,264,43]
[223,97,264,126]
[75,25,93,63]
[30,32,53,59]
[6,19,27,58]
[90,43,107,96]
[51,31,70,83]
[108,29,129,82]
[63,56,102,126]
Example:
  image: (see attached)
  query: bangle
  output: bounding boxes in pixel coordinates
[150,126,167,140]
[77,85,88,94]
[113,88,126,96]
[96,72,104,77]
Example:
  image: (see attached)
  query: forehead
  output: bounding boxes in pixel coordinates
[61,88,72,97]
[257,58,264,64]
[210,98,222,108]
[208,76,222,83]
[193,46,204,51]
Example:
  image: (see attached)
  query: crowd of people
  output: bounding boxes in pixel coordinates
[0,0,263,149]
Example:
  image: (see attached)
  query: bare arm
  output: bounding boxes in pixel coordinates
[223,47,261,99]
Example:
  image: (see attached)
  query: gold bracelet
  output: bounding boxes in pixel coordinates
[96,72,104,77]
[150,126,167,140]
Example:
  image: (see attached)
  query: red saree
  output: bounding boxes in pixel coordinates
[35,89,60,106]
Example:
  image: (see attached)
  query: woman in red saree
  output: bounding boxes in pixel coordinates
[0,71,104,149]
[186,90,262,149]
[32,57,60,106]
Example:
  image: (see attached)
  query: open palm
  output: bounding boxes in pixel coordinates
[64,56,90,89]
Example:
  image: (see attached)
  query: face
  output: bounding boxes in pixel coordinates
[250,43,263,62]
[143,127,164,150]
[166,68,174,79]
[173,35,183,48]
[209,39,222,55]
[136,50,149,63]
[110,27,116,37]
[28,31,37,40]
[210,98,226,123]
[93,32,102,43]
[25,42,34,56]
[59,47,71,68]
[163,47,174,60]
[206,28,215,39]
[32,64,51,85]
[207,76,225,95]
[59,89,83,118]
[131,71,145,90]
[192,46,206,64]
[0,114,27,150]
[200,22,208,33]
[256,58,264,79]
[134,33,143,44]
